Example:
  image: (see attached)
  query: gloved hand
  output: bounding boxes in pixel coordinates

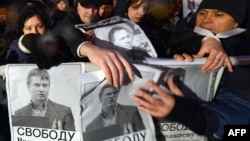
[21,33,74,69]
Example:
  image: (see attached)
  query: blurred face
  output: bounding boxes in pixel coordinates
[101,86,119,112]
[57,0,67,11]
[113,29,133,49]
[128,0,148,23]
[23,15,46,35]
[77,3,98,24]
[99,5,113,18]
[196,9,238,34]
[28,76,50,104]
[166,0,182,19]
[0,8,5,24]
[113,0,117,7]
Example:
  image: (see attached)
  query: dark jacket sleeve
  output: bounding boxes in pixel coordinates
[166,96,219,138]
[51,11,88,59]
[168,32,204,57]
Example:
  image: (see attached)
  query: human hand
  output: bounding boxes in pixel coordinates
[193,38,233,72]
[80,42,134,87]
[173,53,194,62]
[132,76,183,118]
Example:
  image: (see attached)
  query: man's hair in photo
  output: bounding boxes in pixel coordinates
[108,26,133,43]
[27,68,50,87]
[98,84,120,101]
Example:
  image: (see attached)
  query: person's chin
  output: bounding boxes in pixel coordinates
[107,102,115,107]
[37,95,46,100]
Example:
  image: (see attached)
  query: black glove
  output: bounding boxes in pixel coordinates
[21,33,74,69]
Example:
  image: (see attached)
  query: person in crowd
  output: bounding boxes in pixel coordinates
[3,1,42,46]
[50,0,134,88]
[112,0,127,18]
[3,3,74,65]
[3,4,50,64]
[111,0,169,59]
[111,0,149,23]
[133,0,250,140]
[123,0,228,69]
[139,0,233,73]
[54,0,69,11]
[3,0,56,42]
[140,0,185,57]
[126,0,149,24]
[50,0,71,28]
[86,84,145,134]
[98,0,114,20]
[14,68,75,131]
[112,0,117,8]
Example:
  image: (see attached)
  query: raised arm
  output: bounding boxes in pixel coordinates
[78,42,134,87]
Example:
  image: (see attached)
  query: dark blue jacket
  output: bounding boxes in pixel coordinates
[4,39,34,64]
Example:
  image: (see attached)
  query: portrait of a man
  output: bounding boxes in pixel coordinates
[14,68,75,131]
[85,84,145,134]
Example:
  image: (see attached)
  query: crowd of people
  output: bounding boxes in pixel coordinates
[0,0,250,141]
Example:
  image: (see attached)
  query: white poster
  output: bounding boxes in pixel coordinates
[6,63,84,141]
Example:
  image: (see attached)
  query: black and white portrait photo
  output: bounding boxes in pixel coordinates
[76,16,158,59]
[80,64,165,141]
[6,64,83,133]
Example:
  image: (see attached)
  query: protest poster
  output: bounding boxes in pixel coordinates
[182,0,203,20]
[144,57,225,141]
[5,57,250,141]
[6,63,84,141]
[75,16,158,59]
[80,63,185,141]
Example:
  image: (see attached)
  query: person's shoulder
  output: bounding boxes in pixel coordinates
[14,104,30,115]
[8,39,19,50]
[48,100,71,111]
[63,10,81,24]
[117,104,138,111]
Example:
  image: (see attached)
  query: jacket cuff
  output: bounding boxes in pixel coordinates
[166,96,218,135]
[18,34,31,54]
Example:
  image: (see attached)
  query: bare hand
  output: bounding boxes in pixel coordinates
[132,76,183,118]
[173,53,193,62]
[193,38,233,72]
[80,42,134,87]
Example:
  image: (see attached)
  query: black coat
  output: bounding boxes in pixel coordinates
[166,31,250,140]
[51,10,89,60]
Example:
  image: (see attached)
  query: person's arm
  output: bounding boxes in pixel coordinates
[78,42,134,87]
[52,16,135,87]
[132,76,219,138]
[173,38,233,72]
[193,38,233,72]
[166,95,219,136]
